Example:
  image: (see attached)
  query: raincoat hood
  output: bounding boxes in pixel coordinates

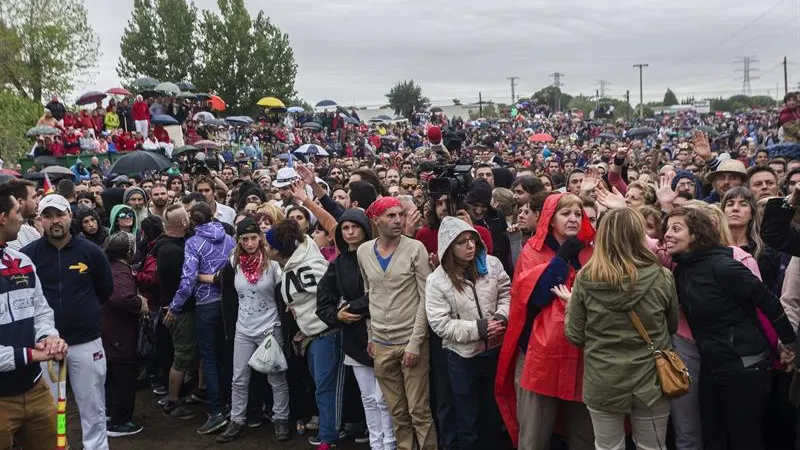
[437,216,489,275]
[575,264,665,312]
[529,193,595,252]
[334,209,371,253]
[109,204,139,236]
[193,221,228,244]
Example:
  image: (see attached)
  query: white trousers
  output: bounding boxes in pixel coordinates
[587,396,671,450]
[134,120,149,136]
[230,331,290,424]
[353,365,396,450]
[42,338,109,450]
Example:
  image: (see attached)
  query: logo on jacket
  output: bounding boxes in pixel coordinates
[69,262,88,274]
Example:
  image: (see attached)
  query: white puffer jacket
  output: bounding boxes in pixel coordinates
[425,217,511,358]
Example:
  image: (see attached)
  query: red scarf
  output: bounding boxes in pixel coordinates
[239,252,263,284]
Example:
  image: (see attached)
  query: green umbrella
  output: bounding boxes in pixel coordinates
[173,145,200,156]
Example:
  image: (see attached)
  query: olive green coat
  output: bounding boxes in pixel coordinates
[565,264,679,413]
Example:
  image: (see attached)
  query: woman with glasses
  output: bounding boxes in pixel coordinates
[426,217,511,450]
[108,205,139,236]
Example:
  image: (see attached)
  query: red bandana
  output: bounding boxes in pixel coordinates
[239,252,263,284]
[366,197,402,219]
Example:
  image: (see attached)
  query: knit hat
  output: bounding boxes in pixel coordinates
[236,217,260,238]
[427,126,443,145]
[466,179,492,206]
[123,186,147,205]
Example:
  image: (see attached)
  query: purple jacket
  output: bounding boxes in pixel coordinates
[170,222,235,313]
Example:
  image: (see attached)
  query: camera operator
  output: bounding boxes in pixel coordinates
[465,179,513,276]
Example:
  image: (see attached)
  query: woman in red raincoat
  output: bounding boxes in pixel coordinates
[495,193,595,449]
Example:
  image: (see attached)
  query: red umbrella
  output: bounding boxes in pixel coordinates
[209,95,226,111]
[194,140,219,149]
[106,87,132,96]
[0,169,20,177]
[529,133,554,143]
[75,91,107,106]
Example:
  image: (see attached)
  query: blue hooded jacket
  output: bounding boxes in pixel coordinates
[169,221,235,313]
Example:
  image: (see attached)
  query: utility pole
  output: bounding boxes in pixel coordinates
[596,79,611,98]
[633,63,648,119]
[734,56,759,96]
[550,72,565,111]
[784,56,789,95]
[478,91,483,117]
[507,76,519,103]
[625,90,631,119]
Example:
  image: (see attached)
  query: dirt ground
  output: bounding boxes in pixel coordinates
[65,388,363,450]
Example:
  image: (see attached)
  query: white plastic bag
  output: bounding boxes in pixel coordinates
[248,333,288,374]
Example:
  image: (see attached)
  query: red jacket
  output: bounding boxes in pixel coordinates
[495,194,594,447]
[132,101,150,121]
[153,126,170,143]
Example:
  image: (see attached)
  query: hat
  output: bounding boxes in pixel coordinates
[123,186,147,205]
[427,126,442,145]
[708,159,747,182]
[466,179,492,206]
[272,167,299,188]
[236,217,261,238]
[38,194,70,215]
[112,175,131,186]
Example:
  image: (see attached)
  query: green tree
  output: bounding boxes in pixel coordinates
[0,91,42,162]
[530,86,572,111]
[194,0,297,115]
[0,0,100,102]
[663,88,678,106]
[468,103,497,120]
[287,97,313,111]
[385,79,429,119]
[567,95,594,114]
[117,0,198,85]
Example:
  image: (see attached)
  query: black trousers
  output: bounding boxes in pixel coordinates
[429,331,459,450]
[700,364,771,450]
[106,362,138,425]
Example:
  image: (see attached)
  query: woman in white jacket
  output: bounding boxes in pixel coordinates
[425,216,512,450]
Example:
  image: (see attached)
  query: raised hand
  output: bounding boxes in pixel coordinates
[290,179,309,203]
[691,130,712,161]
[656,171,679,209]
[595,184,627,210]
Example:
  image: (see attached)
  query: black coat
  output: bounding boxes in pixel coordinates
[475,207,513,277]
[672,246,796,373]
[761,197,800,257]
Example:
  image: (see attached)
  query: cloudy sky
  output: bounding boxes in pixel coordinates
[83,0,800,107]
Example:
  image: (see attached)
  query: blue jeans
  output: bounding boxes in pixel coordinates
[446,349,505,450]
[195,302,223,414]
[307,330,344,445]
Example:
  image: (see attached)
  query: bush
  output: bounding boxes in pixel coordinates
[0,90,42,164]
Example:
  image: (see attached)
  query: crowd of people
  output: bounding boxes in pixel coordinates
[5,91,800,450]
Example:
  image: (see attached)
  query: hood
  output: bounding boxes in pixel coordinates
[576,264,665,312]
[334,209,372,253]
[529,193,595,253]
[108,204,139,236]
[76,206,101,225]
[100,187,125,212]
[437,216,489,275]
[193,221,227,244]
[671,170,703,199]
[285,237,325,270]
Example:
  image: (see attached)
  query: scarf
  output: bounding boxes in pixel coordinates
[239,251,263,284]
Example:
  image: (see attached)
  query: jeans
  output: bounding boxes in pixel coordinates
[307,330,345,445]
[588,396,671,450]
[446,349,505,450]
[195,301,223,414]
[700,364,771,450]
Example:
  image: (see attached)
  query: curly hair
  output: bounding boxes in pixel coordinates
[662,206,721,252]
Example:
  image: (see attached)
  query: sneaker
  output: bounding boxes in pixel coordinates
[107,421,143,437]
[187,389,208,404]
[318,444,336,450]
[152,384,168,396]
[353,431,370,444]
[216,421,244,443]
[308,435,322,446]
[246,416,263,428]
[197,412,229,435]
[274,419,291,442]
[163,401,196,420]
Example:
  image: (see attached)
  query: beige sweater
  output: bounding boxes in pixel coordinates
[357,235,431,355]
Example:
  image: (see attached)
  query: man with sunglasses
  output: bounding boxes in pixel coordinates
[399,172,419,196]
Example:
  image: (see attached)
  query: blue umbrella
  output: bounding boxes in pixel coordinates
[315,99,337,108]
[176,81,195,91]
[344,116,360,125]
[287,106,305,113]
[294,144,329,156]
[150,114,179,126]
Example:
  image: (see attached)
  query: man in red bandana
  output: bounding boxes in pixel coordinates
[357,197,438,449]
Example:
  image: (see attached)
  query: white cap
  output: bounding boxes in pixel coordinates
[38,194,70,215]
[272,167,299,188]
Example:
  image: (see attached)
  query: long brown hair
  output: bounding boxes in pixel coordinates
[440,230,483,292]
[582,208,660,291]
[233,232,271,274]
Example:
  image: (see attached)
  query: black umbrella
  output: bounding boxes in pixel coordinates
[34,156,59,167]
[598,132,617,140]
[151,114,180,126]
[24,171,73,182]
[176,81,195,91]
[225,116,254,126]
[139,89,164,99]
[202,118,227,127]
[173,145,200,156]
[430,107,443,113]
[76,91,107,106]
[110,151,172,175]
[626,127,657,138]
[195,93,212,101]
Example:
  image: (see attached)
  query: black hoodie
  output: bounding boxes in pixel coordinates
[75,207,109,246]
[316,209,373,366]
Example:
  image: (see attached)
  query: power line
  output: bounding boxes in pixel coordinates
[633,63,648,118]
[550,72,565,111]
[734,56,759,95]
[506,76,519,103]
[596,79,612,98]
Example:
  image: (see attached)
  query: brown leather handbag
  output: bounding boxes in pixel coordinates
[629,310,692,398]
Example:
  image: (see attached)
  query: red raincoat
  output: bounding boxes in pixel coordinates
[495,193,595,447]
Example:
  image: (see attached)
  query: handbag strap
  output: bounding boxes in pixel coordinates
[628,310,655,351]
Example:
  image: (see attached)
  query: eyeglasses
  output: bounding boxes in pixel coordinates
[455,236,476,247]
[676,181,695,189]
[118,212,134,220]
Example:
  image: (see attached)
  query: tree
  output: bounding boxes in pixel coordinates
[0,91,42,162]
[469,103,497,120]
[0,0,100,102]
[663,88,678,106]
[287,97,313,111]
[117,0,198,84]
[530,86,572,111]
[193,0,297,115]
[385,79,429,119]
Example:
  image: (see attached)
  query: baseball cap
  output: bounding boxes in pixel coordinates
[272,167,299,188]
[38,194,70,215]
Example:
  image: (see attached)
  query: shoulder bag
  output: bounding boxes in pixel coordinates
[628,310,691,398]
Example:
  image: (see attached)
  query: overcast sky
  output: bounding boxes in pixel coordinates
[83,0,800,107]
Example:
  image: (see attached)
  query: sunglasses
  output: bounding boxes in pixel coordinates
[401,183,418,190]
[118,212,134,220]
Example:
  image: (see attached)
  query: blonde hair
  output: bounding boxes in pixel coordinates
[256,202,285,224]
[682,200,733,246]
[491,188,516,217]
[582,208,661,291]
[556,193,583,212]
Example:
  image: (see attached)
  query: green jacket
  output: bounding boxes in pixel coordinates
[108,204,139,237]
[565,264,679,413]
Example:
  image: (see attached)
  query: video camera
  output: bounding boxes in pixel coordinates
[420,158,473,198]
